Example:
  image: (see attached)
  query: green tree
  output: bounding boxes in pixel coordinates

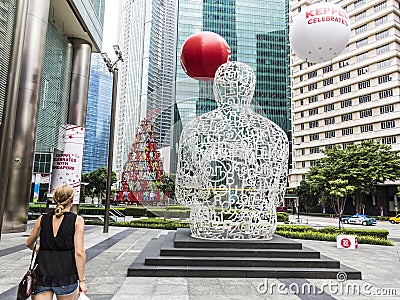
[81,166,117,201]
[297,140,400,214]
[155,173,175,199]
[328,179,355,229]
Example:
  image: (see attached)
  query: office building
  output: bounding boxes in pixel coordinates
[0,0,104,233]
[289,0,400,213]
[115,0,177,177]
[83,54,113,174]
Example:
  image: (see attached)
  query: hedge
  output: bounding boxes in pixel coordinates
[276,230,394,246]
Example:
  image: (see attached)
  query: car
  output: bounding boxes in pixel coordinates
[389,214,400,224]
[341,214,376,226]
[277,206,288,213]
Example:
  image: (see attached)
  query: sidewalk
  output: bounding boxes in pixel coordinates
[0,225,399,299]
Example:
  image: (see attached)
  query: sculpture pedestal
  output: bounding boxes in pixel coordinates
[127,228,361,279]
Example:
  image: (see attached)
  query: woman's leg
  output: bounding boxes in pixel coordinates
[56,288,78,300]
[32,291,54,300]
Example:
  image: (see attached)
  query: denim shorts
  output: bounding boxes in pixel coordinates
[32,281,78,296]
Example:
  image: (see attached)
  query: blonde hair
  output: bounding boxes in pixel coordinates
[53,184,74,217]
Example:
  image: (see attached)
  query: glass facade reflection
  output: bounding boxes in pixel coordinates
[0,0,16,124]
[82,54,113,174]
[172,0,291,173]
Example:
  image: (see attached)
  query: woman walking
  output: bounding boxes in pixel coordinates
[25,184,88,299]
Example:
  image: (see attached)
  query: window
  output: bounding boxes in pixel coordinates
[308,70,317,79]
[376,30,389,40]
[340,85,352,94]
[301,149,305,155]
[354,11,366,21]
[343,142,354,149]
[342,127,354,136]
[354,0,366,8]
[357,66,369,75]
[357,52,369,62]
[309,120,319,128]
[382,136,396,144]
[300,123,305,130]
[376,44,390,55]
[301,136,305,142]
[323,78,334,86]
[341,113,353,122]
[339,59,349,68]
[356,38,368,48]
[310,147,319,154]
[359,94,371,103]
[355,24,368,35]
[375,15,388,26]
[358,80,370,89]
[323,65,333,73]
[325,117,335,125]
[341,99,352,108]
[308,83,317,91]
[340,72,351,81]
[309,95,318,103]
[300,75,303,82]
[310,160,316,167]
[301,161,306,168]
[300,111,304,118]
[360,109,373,118]
[374,1,387,12]
[325,144,334,150]
[380,104,394,114]
[377,59,391,69]
[324,104,334,112]
[360,124,373,133]
[379,89,393,99]
[381,120,395,129]
[378,74,392,84]
[300,87,304,93]
[325,130,336,138]
[309,108,318,116]
[324,91,334,99]
[310,133,320,141]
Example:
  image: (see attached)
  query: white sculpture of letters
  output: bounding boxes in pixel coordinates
[176,61,289,240]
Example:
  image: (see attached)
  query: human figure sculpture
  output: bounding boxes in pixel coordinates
[176,61,288,240]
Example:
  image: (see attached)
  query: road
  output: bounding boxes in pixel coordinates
[287,214,400,242]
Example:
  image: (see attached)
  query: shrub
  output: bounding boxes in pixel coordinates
[319,226,389,239]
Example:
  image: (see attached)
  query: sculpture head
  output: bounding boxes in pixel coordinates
[213,61,256,108]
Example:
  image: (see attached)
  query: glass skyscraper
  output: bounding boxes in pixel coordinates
[115,0,177,177]
[82,54,113,174]
[171,0,291,173]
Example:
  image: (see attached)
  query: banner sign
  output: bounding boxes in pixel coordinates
[33,173,41,202]
[50,125,85,204]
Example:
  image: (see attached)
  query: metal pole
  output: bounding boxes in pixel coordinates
[103,67,119,233]
[0,0,28,237]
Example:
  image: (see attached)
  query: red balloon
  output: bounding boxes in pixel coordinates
[180,31,231,81]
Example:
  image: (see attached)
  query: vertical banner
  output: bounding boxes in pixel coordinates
[50,125,85,204]
[33,173,41,202]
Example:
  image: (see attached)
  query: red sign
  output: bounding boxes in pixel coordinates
[341,238,351,248]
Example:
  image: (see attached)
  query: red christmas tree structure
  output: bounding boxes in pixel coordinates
[117,117,165,205]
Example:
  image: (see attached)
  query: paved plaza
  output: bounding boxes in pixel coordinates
[0,224,399,300]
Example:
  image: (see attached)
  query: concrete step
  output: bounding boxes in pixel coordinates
[127,228,362,279]
[145,256,340,268]
[128,265,361,279]
[160,247,321,258]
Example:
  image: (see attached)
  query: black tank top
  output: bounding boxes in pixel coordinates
[36,212,78,286]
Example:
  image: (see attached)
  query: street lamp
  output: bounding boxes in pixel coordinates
[101,45,123,233]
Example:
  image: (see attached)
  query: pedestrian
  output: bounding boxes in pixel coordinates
[25,184,88,299]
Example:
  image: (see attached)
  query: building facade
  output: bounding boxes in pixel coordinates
[82,54,113,174]
[289,0,400,214]
[115,0,177,178]
[171,0,291,173]
[0,0,104,233]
